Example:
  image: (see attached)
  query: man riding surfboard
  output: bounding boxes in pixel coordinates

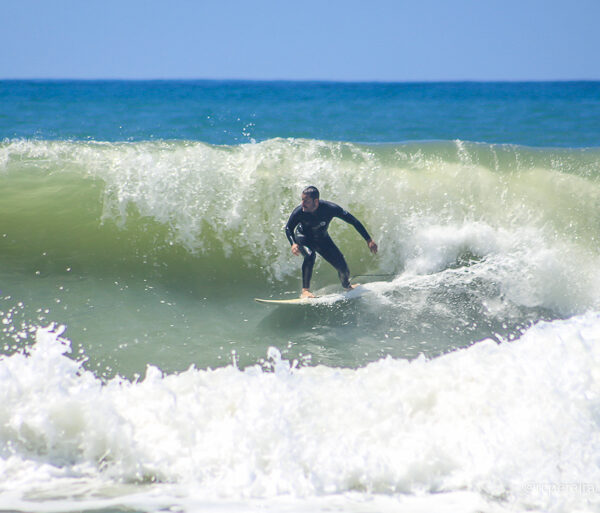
[285,186,378,298]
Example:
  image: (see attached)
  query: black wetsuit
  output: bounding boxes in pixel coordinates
[285,200,372,289]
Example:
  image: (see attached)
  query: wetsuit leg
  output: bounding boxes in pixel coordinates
[301,250,317,289]
[295,233,317,289]
[316,236,351,288]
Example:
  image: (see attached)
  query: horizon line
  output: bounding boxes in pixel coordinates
[2,77,600,84]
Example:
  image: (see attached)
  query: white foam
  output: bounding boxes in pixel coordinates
[2,314,600,511]
[398,220,600,316]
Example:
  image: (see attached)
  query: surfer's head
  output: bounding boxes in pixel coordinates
[302,186,319,200]
[301,186,320,212]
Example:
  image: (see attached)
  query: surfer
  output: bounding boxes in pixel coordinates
[285,186,378,298]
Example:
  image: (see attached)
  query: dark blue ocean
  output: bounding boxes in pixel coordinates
[1,80,600,513]
[2,80,600,146]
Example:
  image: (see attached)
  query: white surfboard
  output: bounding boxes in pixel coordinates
[255,284,369,305]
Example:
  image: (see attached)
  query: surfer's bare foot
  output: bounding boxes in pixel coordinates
[344,283,360,291]
[300,289,316,298]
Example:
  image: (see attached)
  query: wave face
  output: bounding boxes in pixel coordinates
[2,137,599,292]
[2,138,600,368]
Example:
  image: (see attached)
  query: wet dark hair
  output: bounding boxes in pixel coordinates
[302,186,320,200]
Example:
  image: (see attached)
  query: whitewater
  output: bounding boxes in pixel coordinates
[2,314,600,513]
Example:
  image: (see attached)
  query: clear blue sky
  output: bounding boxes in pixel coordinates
[2,0,599,81]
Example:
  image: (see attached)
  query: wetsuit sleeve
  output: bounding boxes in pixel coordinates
[334,205,372,242]
[285,206,302,245]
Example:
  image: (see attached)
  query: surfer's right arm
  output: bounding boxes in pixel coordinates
[285,206,302,255]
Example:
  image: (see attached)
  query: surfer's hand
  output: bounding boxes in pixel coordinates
[291,243,301,256]
[368,240,378,254]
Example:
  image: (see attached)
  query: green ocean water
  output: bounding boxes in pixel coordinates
[2,138,599,379]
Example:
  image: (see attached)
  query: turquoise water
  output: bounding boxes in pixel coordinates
[1,81,600,513]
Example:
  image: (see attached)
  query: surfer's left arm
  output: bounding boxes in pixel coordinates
[336,206,378,254]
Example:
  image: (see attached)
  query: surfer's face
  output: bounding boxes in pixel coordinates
[301,193,319,213]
